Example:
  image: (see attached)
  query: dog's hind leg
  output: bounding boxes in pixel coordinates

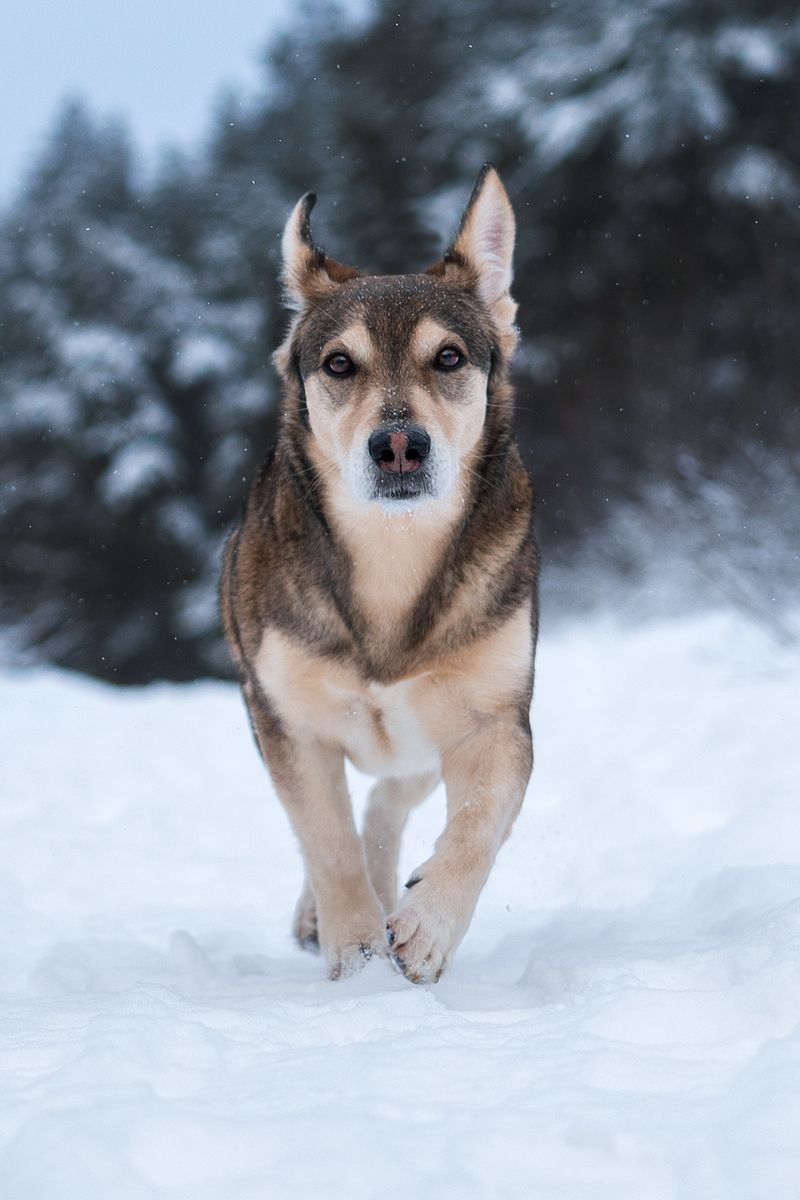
[362,772,439,913]
[291,875,319,952]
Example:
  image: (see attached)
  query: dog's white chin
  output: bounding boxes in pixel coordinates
[344,449,458,509]
[372,494,430,516]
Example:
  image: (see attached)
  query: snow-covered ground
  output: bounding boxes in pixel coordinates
[1,609,798,1200]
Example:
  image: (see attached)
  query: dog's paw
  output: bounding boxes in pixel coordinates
[319,896,388,980]
[291,888,319,953]
[385,890,456,984]
[326,933,387,981]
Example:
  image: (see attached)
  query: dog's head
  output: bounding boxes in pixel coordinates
[275,165,517,510]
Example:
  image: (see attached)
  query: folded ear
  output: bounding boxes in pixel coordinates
[433,165,517,331]
[281,192,360,310]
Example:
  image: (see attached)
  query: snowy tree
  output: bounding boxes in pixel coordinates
[1,1,798,681]
[185,0,800,547]
[0,103,262,679]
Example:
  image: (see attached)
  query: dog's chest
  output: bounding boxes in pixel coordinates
[254,629,440,778]
[325,675,440,777]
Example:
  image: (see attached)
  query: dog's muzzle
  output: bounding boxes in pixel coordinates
[368,425,431,474]
[367,424,434,501]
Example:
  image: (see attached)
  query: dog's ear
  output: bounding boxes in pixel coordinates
[281,193,360,310]
[431,165,517,332]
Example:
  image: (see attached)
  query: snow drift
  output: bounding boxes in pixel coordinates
[1,608,798,1199]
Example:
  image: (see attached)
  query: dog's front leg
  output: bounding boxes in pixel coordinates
[249,701,386,978]
[386,713,532,983]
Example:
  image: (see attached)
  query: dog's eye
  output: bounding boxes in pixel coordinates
[324,352,355,377]
[434,347,463,371]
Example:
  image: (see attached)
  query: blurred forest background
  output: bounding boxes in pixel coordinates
[1,0,798,683]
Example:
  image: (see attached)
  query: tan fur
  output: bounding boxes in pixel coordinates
[324,496,462,646]
[254,602,531,777]
[221,166,538,982]
[302,317,490,519]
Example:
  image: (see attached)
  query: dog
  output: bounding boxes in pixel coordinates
[221,165,538,983]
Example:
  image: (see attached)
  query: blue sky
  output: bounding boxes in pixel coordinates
[1,0,289,199]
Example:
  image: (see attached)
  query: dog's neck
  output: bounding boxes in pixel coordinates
[324,485,465,641]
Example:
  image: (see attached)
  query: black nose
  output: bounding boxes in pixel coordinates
[368,424,431,474]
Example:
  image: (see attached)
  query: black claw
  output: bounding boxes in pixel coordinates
[390,952,424,984]
[405,873,422,890]
[385,924,396,947]
[360,943,374,960]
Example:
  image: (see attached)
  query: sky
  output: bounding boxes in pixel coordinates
[0,0,290,201]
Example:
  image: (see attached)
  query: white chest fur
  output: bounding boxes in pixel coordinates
[324,675,440,777]
[254,603,532,782]
[254,629,440,778]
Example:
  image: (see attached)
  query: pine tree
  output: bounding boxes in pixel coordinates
[0,103,236,679]
[2,1,798,681]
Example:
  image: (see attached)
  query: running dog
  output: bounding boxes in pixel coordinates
[221,165,538,983]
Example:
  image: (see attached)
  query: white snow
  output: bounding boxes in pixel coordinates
[99,439,180,508]
[712,146,800,209]
[58,324,142,383]
[169,333,237,388]
[5,382,76,436]
[715,25,791,80]
[1,607,799,1199]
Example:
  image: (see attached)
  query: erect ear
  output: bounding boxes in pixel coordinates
[281,192,360,310]
[432,165,517,331]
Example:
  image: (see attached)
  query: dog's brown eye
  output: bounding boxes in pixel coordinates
[435,347,463,371]
[324,352,354,377]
